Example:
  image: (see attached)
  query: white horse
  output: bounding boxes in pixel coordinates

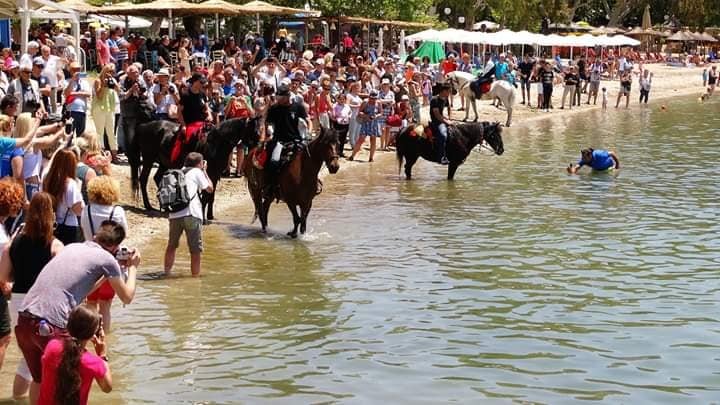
[446,71,517,127]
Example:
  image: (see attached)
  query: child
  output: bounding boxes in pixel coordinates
[421,73,432,106]
[702,68,708,87]
[601,87,608,110]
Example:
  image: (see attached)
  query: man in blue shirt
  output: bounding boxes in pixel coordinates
[567,148,620,173]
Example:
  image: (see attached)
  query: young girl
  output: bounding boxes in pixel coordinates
[421,72,432,106]
[349,91,380,162]
[330,93,352,157]
[38,305,112,405]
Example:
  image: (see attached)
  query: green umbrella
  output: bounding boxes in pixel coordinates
[413,41,445,64]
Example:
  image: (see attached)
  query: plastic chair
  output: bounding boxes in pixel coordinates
[212,50,224,63]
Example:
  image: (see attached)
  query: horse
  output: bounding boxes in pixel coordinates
[243,127,340,238]
[446,71,517,126]
[395,121,504,180]
[130,117,258,220]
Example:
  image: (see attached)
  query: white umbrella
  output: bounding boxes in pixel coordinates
[399,30,406,61]
[377,26,383,55]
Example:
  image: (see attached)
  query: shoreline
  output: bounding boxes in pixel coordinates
[117,63,707,249]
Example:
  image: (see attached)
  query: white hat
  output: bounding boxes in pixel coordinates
[27,41,39,49]
[156,68,170,76]
[315,58,324,65]
[381,78,391,85]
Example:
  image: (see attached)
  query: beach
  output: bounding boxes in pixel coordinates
[0,63,710,401]
[115,63,706,248]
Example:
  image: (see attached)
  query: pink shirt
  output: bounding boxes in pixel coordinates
[96,40,111,66]
[38,339,107,405]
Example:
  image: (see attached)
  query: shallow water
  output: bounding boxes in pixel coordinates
[95,99,720,403]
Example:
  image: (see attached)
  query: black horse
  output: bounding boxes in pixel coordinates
[130,117,258,220]
[395,121,504,180]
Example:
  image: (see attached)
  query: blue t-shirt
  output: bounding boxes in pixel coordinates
[578,150,614,171]
[0,146,24,178]
[0,137,17,158]
[495,62,509,80]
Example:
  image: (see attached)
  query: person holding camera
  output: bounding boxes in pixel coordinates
[119,64,147,154]
[80,176,127,331]
[63,62,91,136]
[92,64,119,163]
[14,220,138,404]
[37,305,113,405]
[163,152,212,277]
[152,68,179,121]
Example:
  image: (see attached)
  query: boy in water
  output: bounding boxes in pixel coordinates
[567,148,620,174]
[601,87,608,110]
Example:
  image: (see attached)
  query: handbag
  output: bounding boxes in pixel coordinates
[386,114,402,127]
[54,208,81,245]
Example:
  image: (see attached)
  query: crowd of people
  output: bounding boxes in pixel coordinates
[0,20,712,404]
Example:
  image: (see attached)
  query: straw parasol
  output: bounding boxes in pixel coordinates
[235,0,321,34]
[666,31,695,41]
[37,0,99,14]
[590,26,623,35]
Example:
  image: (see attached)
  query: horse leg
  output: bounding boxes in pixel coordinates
[404,154,419,180]
[463,91,470,121]
[286,203,301,238]
[205,179,218,222]
[506,105,513,127]
[472,96,479,122]
[260,195,272,232]
[448,162,460,180]
[140,163,156,211]
[300,200,313,235]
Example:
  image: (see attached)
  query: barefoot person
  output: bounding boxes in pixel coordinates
[567,148,620,174]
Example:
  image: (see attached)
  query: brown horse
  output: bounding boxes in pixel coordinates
[396,121,504,180]
[244,127,340,238]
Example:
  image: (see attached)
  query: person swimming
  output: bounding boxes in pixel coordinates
[567,148,620,174]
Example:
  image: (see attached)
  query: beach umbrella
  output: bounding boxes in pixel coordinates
[235,0,320,34]
[642,4,651,30]
[413,41,444,63]
[37,0,98,14]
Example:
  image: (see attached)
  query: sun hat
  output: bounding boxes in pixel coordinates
[156,68,170,76]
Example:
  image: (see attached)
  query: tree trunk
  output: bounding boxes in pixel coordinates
[607,0,641,27]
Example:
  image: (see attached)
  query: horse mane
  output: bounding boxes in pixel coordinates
[311,126,339,146]
[454,121,487,144]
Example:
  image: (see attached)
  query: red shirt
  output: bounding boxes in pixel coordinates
[38,339,107,405]
[441,59,457,75]
[342,36,354,50]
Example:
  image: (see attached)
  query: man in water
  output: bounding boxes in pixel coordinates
[567,148,620,174]
[430,83,452,165]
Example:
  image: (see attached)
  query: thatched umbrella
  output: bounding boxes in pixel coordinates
[235,0,321,33]
[37,0,99,14]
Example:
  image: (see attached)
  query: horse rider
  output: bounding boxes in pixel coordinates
[430,83,452,165]
[567,148,620,174]
[172,73,213,164]
[470,58,496,99]
[263,84,308,196]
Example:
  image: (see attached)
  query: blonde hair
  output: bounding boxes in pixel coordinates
[100,63,116,78]
[87,175,120,205]
[74,132,101,156]
[0,114,13,134]
[15,112,34,139]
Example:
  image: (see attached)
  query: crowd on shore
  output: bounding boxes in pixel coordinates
[0,22,716,404]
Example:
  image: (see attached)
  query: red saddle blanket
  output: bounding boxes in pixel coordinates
[170,121,205,165]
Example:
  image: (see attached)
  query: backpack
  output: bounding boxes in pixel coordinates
[157,168,195,213]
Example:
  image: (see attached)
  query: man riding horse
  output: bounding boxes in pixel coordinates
[430,83,453,165]
[172,73,213,165]
[469,59,496,99]
[263,84,308,197]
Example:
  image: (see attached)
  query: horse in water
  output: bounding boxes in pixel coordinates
[446,71,517,126]
[244,127,340,238]
[395,121,504,180]
[130,117,258,220]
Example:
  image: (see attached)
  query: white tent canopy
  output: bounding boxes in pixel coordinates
[406,28,642,47]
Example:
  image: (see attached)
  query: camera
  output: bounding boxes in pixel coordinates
[106,78,116,89]
[25,99,41,115]
[115,246,134,261]
[168,85,175,94]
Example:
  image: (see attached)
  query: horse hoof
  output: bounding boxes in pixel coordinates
[473,118,478,122]
[287,231,298,238]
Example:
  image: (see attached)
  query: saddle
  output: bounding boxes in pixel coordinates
[170,122,212,166]
[469,77,493,99]
[250,141,305,171]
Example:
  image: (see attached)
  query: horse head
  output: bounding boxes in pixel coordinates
[310,127,340,174]
[482,122,505,156]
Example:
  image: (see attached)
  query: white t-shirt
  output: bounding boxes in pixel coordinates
[80,203,128,241]
[42,55,60,87]
[152,83,178,114]
[54,178,84,227]
[169,168,210,221]
[256,70,283,90]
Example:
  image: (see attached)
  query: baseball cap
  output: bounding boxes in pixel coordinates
[276,84,291,96]
[33,57,45,66]
[369,90,378,98]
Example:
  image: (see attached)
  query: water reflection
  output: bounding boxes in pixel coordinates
[94,97,720,403]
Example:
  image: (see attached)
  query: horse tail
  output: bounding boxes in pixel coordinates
[396,129,405,176]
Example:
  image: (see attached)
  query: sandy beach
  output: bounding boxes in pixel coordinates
[0,63,709,401]
[111,63,707,248]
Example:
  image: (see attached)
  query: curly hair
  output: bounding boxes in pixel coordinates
[87,176,120,206]
[24,192,55,246]
[0,178,25,218]
[43,149,78,211]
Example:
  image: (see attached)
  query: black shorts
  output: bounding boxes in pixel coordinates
[0,296,10,337]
